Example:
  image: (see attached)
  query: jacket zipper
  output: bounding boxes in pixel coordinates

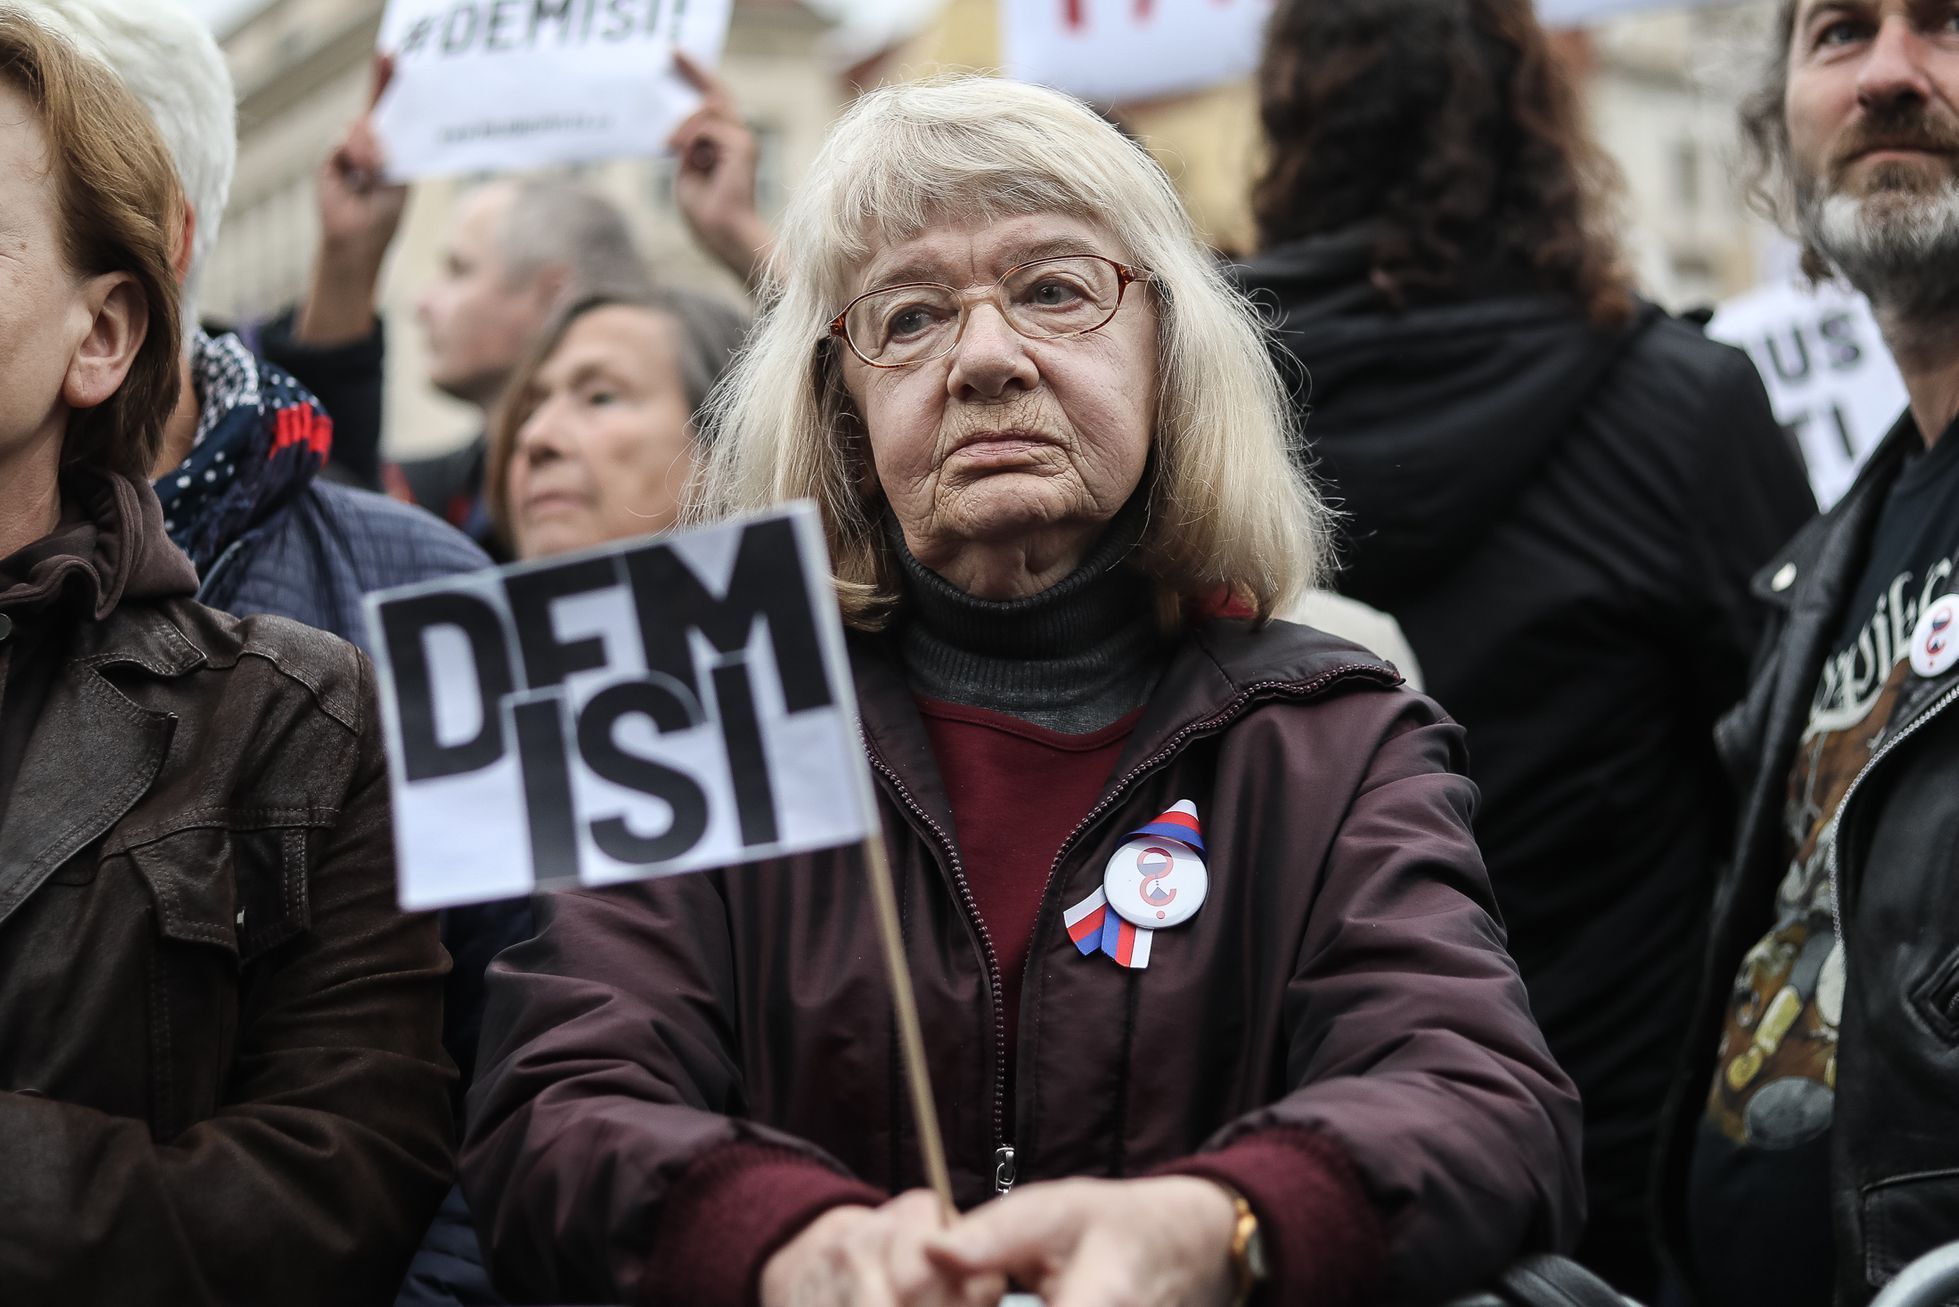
[865,661,1393,1199]
[1826,680,1959,941]
[864,751,1015,1192]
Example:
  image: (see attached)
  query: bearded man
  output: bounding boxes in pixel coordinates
[1655,4,1959,1304]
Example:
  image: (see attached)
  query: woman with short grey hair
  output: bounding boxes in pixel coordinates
[466,75,1582,1307]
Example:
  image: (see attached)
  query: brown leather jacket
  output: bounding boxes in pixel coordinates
[463,622,1583,1305]
[0,471,453,1303]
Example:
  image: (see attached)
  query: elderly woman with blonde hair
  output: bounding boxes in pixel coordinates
[464,76,1581,1307]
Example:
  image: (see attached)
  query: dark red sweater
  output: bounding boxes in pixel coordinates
[645,698,1383,1306]
[914,694,1140,1055]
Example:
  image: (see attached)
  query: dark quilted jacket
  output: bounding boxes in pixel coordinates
[196,478,489,654]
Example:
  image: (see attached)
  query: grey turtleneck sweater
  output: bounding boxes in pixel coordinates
[891,502,1167,733]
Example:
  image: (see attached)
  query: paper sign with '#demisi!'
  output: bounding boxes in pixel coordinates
[371,0,731,182]
[364,505,875,911]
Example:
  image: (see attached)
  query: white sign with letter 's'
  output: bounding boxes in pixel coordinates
[371,0,732,181]
[1002,0,1273,105]
[365,504,874,910]
[1707,280,1907,510]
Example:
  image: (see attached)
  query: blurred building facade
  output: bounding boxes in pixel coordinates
[205,0,1781,462]
[1583,3,1782,307]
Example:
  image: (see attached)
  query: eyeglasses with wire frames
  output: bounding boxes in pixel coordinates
[827,254,1155,369]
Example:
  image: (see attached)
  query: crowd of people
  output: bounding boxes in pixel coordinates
[0,0,1954,1303]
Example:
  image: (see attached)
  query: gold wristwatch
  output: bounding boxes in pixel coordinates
[1218,1183,1270,1305]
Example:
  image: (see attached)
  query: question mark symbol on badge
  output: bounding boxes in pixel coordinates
[1914,597,1959,678]
[1135,845,1178,916]
[1103,826,1208,931]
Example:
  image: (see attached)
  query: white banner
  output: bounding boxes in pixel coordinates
[1538,0,1735,24]
[1001,0,1735,100]
[1707,280,1906,510]
[1002,0,1272,105]
[366,504,875,910]
[371,0,732,182]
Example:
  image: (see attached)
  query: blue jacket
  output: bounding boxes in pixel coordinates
[197,477,490,651]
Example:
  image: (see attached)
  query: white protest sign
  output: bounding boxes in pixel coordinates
[371,0,731,182]
[1707,280,1906,510]
[1537,0,1735,24]
[365,504,875,910]
[1002,0,1272,105]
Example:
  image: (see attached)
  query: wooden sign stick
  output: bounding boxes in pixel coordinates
[861,826,957,1220]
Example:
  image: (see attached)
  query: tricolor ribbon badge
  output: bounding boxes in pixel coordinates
[1063,800,1208,971]
[1062,888,1154,969]
[1063,887,1110,953]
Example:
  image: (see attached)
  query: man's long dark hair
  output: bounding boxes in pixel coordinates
[1253,0,1634,327]
[1740,1,1841,281]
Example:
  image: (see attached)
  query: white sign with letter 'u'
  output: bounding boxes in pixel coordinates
[1707,279,1907,510]
[364,504,875,911]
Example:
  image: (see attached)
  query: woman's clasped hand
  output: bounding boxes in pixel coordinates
[761,1179,1240,1307]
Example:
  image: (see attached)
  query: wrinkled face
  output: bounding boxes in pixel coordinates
[0,83,91,480]
[505,305,698,559]
[1787,0,1959,305]
[837,212,1158,580]
[416,184,559,407]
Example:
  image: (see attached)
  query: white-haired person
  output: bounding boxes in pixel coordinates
[463,77,1581,1307]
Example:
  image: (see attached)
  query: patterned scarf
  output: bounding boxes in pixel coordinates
[155,332,333,574]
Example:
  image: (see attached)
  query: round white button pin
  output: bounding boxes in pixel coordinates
[1103,836,1208,930]
[1911,593,1959,679]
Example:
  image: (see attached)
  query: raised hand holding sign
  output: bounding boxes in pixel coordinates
[667,51,774,291]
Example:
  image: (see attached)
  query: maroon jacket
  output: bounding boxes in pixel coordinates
[463,621,1583,1305]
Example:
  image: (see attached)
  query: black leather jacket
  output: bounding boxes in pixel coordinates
[1658,416,1959,1305]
